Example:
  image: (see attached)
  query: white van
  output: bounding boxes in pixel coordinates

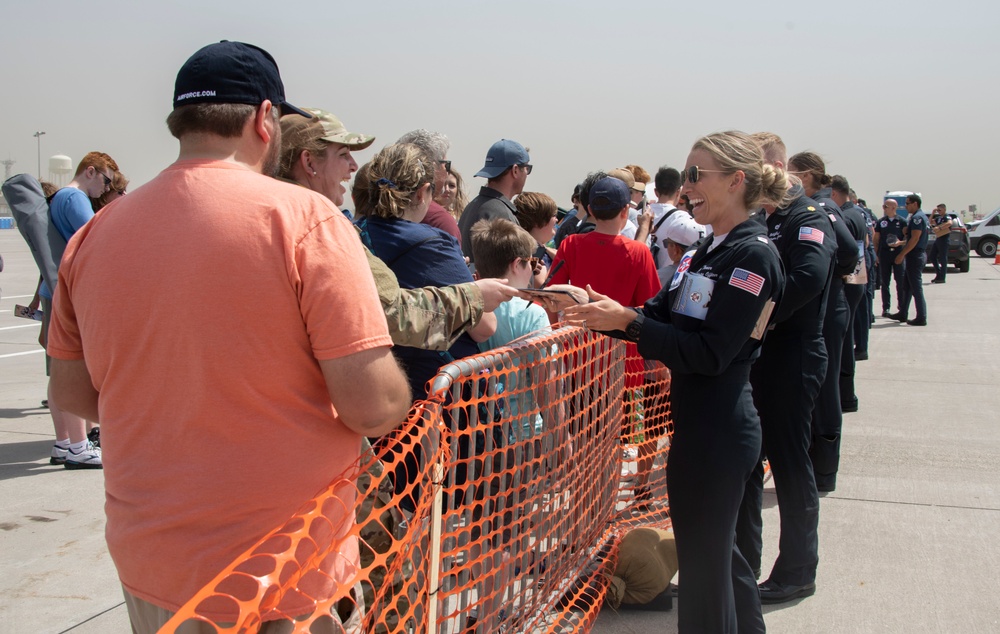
[967,205,1000,257]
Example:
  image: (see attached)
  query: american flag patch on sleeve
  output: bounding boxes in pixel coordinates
[799,227,825,244]
[729,268,765,296]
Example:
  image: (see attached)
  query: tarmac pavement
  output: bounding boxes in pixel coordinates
[2,228,999,633]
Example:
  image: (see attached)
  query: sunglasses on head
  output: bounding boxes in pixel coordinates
[679,165,727,186]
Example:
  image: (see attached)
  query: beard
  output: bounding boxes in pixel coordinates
[261,127,282,178]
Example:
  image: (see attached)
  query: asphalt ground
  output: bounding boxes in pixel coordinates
[2,228,999,633]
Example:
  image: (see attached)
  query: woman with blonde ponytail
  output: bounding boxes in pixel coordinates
[559,131,785,634]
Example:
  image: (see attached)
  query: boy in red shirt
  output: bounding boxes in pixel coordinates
[549,176,660,388]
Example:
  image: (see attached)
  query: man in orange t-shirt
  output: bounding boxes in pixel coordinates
[47,41,412,632]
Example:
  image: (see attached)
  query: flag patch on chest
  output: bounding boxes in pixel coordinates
[799,227,825,244]
[729,268,765,296]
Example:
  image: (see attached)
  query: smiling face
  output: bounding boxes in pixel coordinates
[436,173,458,209]
[681,148,736,229]
[312,142,358,207]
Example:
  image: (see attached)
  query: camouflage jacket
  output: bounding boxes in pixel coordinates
[365,247,484,351]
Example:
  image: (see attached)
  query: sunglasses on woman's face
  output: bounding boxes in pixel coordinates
[679,165,727,186]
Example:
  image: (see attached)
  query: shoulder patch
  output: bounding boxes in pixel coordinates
[806,206,816,211]
[799,226,825,244]
[828,213,837,222]
[756,236,768,243]
[729,268,765,296]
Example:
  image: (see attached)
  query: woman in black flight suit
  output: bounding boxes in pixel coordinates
[563,131,788,633]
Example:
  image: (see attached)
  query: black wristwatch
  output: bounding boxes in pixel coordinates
[625,310,645,342]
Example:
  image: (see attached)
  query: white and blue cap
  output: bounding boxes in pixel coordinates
[475,139,530,178]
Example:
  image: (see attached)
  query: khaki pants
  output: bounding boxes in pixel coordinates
[123,586,363,634]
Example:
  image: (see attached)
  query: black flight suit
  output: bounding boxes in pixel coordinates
[810,189,860,492]
[628,218,783,634]
[736,190,836,590]
[827,201,868,485]
[875,214,907,312]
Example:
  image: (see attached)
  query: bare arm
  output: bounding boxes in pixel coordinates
[467,311,497,342]
[50,358,100,422]
[320,346,412,437]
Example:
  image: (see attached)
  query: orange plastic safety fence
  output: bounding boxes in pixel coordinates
[162,327,676,634]
[426,325,674,633]
[160,401,448,633]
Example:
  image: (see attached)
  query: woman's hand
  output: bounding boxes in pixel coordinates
[562,285,637,332]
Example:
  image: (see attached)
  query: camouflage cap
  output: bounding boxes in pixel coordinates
[280,108,375,151]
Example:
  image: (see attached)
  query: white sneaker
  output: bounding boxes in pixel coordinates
[64,441,103,470]
[49,445,69,465]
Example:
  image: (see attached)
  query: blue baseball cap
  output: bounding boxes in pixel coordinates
[474,139,530,179]
[173,41,311,118]
[588,177,631,213]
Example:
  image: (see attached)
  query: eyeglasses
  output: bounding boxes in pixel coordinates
[98,171,113,187]
[524,256,543,275]
[882,204,889,209]
[518,163,533,175]
[680,165,727,186]
[438,160,452,174]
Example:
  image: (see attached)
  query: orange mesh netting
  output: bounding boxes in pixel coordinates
[161,326,676,633]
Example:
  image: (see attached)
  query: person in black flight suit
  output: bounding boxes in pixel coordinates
[786,153,859,496]
[891,195,929,325]
[828,176,868,469]
[553,131,786,634]
[874,199,907,316]
[735,134,838,606]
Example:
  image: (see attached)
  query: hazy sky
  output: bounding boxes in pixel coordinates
[3,0,998,215]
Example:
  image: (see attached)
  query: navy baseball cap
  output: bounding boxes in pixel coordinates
[474,139,530,179]
[173,41,311,118]
[588,177,631,213]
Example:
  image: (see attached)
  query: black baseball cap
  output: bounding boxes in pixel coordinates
[173,41,311,118]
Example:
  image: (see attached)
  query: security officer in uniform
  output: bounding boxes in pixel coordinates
[929,203,953,283]
[891,195,929,325]
[736,137,837,606]
[874,199,907,316]
[560,131,786,634]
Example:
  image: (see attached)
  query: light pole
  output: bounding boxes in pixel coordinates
[33,131,46,179]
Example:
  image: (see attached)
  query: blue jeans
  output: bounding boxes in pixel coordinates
[899,252,927,320]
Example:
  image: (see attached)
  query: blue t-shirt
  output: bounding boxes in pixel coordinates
[40,188,94,299]
[478,299,550,437]
[906,210,930,253]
